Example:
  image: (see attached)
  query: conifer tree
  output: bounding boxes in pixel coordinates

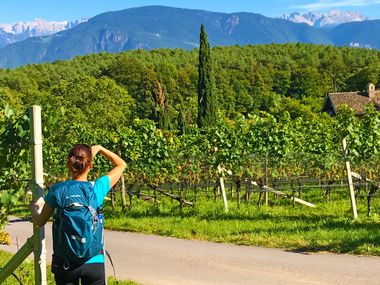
[197,24,217,128]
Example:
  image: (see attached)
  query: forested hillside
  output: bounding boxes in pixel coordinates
[1,43,379,128]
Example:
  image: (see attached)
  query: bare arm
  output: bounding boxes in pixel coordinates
[92,145,126,188]
[29,197,54,227]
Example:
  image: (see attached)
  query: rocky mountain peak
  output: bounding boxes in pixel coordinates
[279,10,369,28]
[0,18,87,48]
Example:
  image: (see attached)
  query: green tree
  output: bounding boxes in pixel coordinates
[47,75,135,133]
[197,25,217,128]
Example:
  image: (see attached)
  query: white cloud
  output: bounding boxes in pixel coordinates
[293,0,380,11]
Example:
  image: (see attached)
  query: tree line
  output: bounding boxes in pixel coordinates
[0,42,379,131]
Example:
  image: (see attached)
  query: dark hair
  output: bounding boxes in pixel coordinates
[67,144,92,177]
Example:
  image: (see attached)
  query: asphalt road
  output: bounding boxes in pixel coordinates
[1,217,380,285]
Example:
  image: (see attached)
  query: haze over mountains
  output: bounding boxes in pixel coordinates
[0,6,379,68]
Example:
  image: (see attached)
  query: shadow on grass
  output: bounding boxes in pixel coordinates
[287,234,380,254]
[104,204,345,223]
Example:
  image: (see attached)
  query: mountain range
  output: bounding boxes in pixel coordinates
[279,10,370,28]
[0,6,379,69]
[0,18,87,48]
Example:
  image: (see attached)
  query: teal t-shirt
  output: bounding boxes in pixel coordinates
[45,175,111,264]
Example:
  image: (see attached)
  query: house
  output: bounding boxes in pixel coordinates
[322,83,380,116]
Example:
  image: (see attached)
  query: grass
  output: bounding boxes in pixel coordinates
[102,187,380,256]
[10,187,380,256]
[0,250,53,285]
[0,250,140,285]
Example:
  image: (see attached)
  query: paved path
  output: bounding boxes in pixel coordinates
[1,217,380,285]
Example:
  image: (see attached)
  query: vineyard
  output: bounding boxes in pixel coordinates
[2,103,380,226]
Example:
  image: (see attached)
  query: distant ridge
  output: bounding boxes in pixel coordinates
[0,6,378,68]
[330,19,380,49]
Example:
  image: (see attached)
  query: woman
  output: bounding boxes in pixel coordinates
[30,144,126,285]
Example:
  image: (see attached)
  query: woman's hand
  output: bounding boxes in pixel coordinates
[29,197,45,215]
[91,145,102,158]
[91,145,126,188]
[29,197,53,227]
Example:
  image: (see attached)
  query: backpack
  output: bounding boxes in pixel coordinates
[52,181,103,265]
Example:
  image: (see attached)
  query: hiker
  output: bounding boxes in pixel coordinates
[29,144,126,285]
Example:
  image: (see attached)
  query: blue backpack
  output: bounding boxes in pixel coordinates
[52,181,103,265]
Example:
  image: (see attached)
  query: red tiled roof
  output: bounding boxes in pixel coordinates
[328,92,371,114]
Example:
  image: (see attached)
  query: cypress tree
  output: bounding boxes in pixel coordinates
[197,24,217,128]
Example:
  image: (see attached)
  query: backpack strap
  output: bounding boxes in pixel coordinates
[105,249,117,281]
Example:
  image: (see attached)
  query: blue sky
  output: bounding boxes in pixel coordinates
[1,0,380,22]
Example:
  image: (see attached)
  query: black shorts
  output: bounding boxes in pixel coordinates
[52,256,105,285]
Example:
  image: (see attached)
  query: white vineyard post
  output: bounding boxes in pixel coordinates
[342,138,358,220]
[218,165,228,212]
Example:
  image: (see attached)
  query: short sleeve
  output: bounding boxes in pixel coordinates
[93,175,111,207]
[44,187,58,209]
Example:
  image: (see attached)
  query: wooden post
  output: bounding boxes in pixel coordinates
[110,189,116,208]
[118,150,127,210]
[29,105,47,285]
[291,178,296,207]
[120,174,127,210]
[342,138,358,220]
[218,165,228,212]
[265,157,269,205]
[0,237,34,283]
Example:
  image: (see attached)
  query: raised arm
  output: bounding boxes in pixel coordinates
[92,145,126,188]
